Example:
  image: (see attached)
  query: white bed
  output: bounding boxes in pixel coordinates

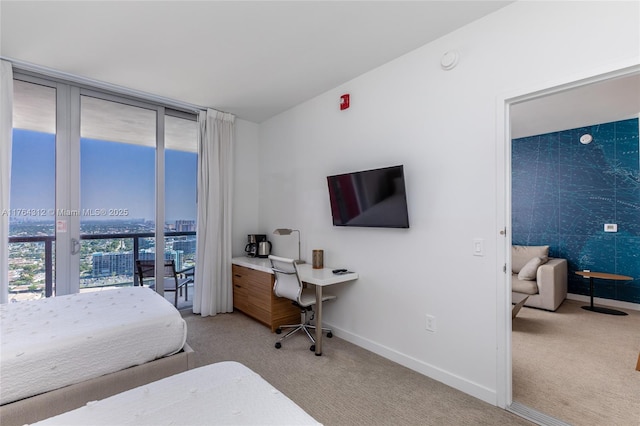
[0,287,193,425]
[32,361,322,425]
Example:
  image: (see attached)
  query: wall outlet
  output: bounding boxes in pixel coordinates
[604,224,617,232]
[425,314,436,332]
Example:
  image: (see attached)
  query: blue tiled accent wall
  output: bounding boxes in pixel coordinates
[512,118,639,304]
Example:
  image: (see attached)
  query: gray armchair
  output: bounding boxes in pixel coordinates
[511,245,567,311]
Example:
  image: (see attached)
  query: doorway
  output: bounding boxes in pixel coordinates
[498,63,640,424]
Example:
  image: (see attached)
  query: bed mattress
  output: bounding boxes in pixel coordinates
[1,287,187,405]
[32,361,321,425]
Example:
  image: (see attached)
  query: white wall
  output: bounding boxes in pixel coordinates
[255,1,639,404]
[231,118,260,256]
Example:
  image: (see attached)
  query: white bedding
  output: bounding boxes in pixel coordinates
[1,287,187,405]
[32,361,321,425]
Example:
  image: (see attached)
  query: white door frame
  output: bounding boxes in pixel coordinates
[495,58,640,411]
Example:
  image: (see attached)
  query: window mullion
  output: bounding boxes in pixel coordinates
[54,84,81,296]
[155,107,165,294]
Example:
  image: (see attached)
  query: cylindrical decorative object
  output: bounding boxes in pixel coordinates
[312,249,324,269]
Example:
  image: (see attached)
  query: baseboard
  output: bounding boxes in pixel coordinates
[566,293,640,312]
[325,322,497,405]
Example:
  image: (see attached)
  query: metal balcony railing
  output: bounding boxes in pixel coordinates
[8,231,196,297]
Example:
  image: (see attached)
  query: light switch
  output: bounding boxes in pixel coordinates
[473,238,484,256]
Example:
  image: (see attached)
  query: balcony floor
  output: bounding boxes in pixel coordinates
[164,282,194,311]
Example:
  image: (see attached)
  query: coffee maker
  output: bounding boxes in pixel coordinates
[245,234,267,257]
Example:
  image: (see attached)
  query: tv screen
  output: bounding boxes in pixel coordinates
[327,165,410,228]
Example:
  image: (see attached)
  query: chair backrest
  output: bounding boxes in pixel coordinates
[135,259,178,281]
[269,255,303,303]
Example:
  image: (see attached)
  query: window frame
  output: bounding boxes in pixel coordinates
[10,70,199,297]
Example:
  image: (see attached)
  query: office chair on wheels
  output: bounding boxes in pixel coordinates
[269,255,336,352]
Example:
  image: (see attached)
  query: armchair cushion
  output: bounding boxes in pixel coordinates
[512,245,549,273]
[518,256,547,280]
[512,276,539,295]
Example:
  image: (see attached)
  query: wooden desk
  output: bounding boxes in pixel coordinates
[231,257,358,355]
[231,258,300,332]
[575,271,632,316]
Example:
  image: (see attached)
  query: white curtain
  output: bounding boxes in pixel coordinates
[193,108,235,316]
[0,61,13,304]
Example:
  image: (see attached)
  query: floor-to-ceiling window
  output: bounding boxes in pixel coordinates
[164,114,198,307]
[8,79,56,301]
[79,94,157,290]
[7,72,198,304]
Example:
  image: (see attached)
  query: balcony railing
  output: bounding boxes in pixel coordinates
[8,231,196,298]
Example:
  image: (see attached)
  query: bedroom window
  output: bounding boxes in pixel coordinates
[8,80,56,302]
[79,95,157,290]
[8,73,198,302]
[164,114,197,286]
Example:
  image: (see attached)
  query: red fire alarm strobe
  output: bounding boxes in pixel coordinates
[340,94,350,110]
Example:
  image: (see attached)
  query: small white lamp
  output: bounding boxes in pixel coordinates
[272,228,304,264]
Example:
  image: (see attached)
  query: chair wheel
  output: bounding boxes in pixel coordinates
[275,328,282,334]
[309,345,315,352]
[327,332,333,338]
[275,342,281,349]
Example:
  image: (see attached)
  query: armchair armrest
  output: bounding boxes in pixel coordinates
[535,258,568,311]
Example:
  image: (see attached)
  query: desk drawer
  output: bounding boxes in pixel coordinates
[231,263,300,332]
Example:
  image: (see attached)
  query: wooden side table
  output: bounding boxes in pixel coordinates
[575,271,632,316]
[511,292,529,319]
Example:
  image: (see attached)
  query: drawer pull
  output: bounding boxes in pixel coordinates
[234,284,242,288]
[234,274,242,278]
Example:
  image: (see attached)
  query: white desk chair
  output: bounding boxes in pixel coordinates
[269,255,336,352]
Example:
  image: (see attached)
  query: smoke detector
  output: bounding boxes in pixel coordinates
[440,51,459,70]
[580,134,593,145]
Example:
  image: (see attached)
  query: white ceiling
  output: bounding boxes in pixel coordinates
[510,73,640,139]
[2,1,638,136]
[1,1,514,123]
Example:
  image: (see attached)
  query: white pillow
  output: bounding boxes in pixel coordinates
[518,257,543,281]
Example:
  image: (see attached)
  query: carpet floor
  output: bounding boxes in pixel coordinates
[512,299,640,426]
[183,310,532,426]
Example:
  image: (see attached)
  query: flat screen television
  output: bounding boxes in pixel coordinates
[327,165,410,228]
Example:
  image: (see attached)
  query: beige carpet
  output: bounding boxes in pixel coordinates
[183,310,532,426]
[512,299,640,426]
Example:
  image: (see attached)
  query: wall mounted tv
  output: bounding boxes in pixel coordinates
[327,165,410,228]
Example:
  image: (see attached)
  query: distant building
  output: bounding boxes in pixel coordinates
[173,239,196,257]
[175,220,196,232]
[92,252,133,277]
[92,249,185,277]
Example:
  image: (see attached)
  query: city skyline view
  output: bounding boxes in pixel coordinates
[8,128,198,301]
[9,129,197,226]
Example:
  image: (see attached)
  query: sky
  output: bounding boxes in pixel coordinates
[10,129,197,223]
